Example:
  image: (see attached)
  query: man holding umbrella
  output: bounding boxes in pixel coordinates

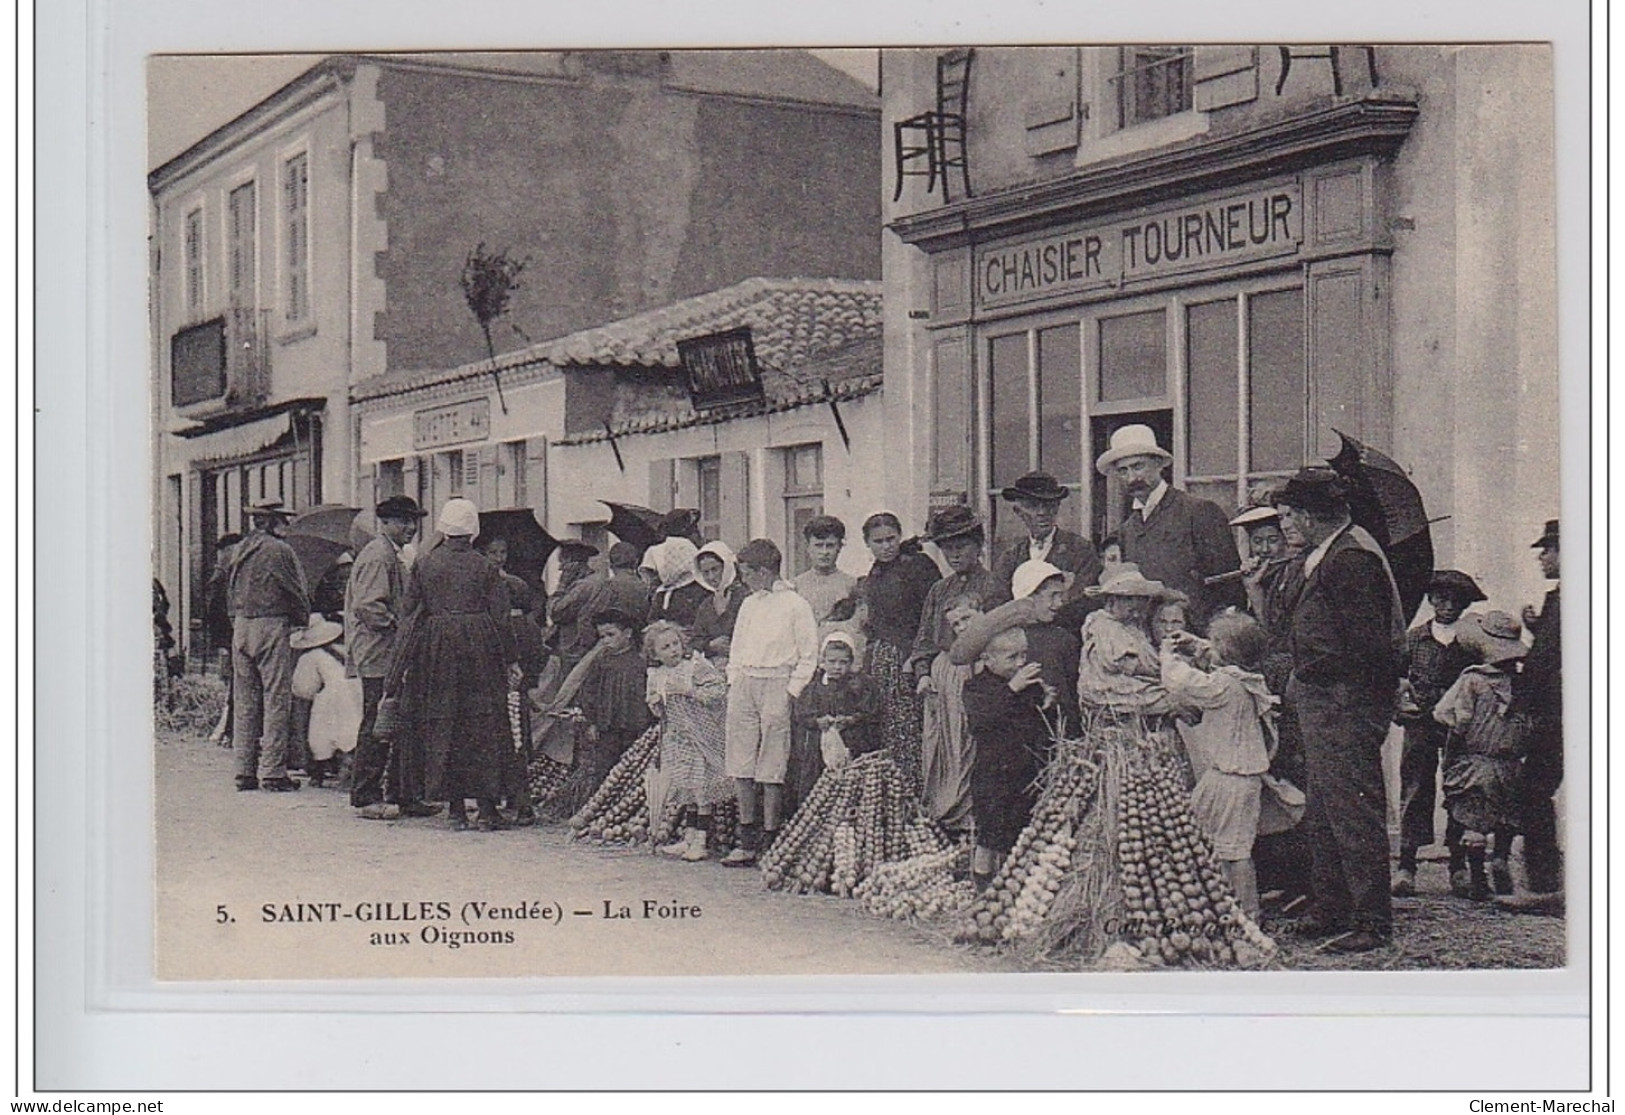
[346,495,439,820]
[1275,469,1405,952]
[227,500,311,792]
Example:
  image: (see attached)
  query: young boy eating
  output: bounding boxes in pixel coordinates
[721,539,820,866]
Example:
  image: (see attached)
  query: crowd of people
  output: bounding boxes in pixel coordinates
[195,423,1566,954]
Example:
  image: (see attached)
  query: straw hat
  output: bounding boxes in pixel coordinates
[1464,610,1528,663]
[1229,504,1282,529]
[290,613,343,651]
[1094,424,1173,475]
[1083,563,1168,598]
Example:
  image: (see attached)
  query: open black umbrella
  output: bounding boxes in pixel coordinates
[286,532,351,592]
[600,501,665,550]
[478,508,560,594]
[287,504,362,547]
[1327,429,1434,621]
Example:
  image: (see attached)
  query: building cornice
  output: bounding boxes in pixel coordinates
[889,93,1419,251]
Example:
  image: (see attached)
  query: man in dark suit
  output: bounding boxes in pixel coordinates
[1499,519,1564,912]
[988,471,1101,624]
[1276,468,1404,953]
[1098,424,1243,628]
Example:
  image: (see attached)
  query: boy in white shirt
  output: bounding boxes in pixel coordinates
[721,539,819,866]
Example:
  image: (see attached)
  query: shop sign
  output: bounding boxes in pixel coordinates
[976,184,1303,309]
[679,327,764,410]
[413,398,491,450]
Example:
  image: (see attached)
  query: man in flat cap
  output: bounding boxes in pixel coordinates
[989,471,1101,622]
[347,495,439,819]
[226,500,311,792]
[1098,424,1242,628]
[1500,519,1564,912]
[1275,468,1405,952]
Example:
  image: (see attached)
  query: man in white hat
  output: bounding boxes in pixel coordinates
[226,500,310,792]
[1097,424,1242,628]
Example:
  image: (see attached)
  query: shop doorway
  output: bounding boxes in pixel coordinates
[1090,410,1174,541]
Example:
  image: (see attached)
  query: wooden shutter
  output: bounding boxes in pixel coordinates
[403,456,421,508]
[185,469,205,649]
[648,458,675,512]
[476,444,499,509]
[356,462,376,510]
[1193,46,1258,111]
[718,450,751,552]
[1307,255,1391,458]
[524,437,548,522]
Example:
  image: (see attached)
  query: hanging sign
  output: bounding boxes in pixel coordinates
[679,327,765,410]
[976,183,1304,309]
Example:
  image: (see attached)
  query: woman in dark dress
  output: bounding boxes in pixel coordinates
[398,499,519,831]
[858,512,942,795]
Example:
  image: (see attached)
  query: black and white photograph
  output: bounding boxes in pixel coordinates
[139,40,1581,986]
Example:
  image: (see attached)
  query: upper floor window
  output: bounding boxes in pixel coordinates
[282,152,310,322]
[183,207,204,316]
[1114,46,1193,129]
[227,181,256,306]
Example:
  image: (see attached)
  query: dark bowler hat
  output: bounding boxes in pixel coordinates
[246,498,295,520]
[1001,471,1071,504]
[925,504,984,545]
[1275,468,1349,515]
[557,540,600,563]
[375,495,428,521]
[1531,519,1559,549]
[1427,569,1487,605]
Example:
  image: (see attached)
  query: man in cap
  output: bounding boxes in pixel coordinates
[1499,519,1564,912]
[1099,424,1243,628]
[1392,569,1486,897]
[550,541,651,668]
[1275,467,1404,952]
[226,500,311,792]
[989,471,1101,621]
[346,495,439,819]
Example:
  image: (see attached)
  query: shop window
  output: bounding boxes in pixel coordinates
[695,455,722,543]
[183,207,204,317]
[377,459,405,500]
[1097,309,1167,402]
[282,152,309,323]
[782,443,823,576]
[1114,47,1193,129]
[227,181,256,306]
[985,326,1084,542]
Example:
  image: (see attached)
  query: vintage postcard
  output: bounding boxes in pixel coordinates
[148,44,1573,982]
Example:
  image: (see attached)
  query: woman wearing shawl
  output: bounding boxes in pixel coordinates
[642,537,710,635]
[691,541,750,647]
[396,498,519,831]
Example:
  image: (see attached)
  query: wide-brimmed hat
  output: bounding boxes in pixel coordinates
[1011,559,1073,601]
[1083,562,1168,599]
[1001,471,1071,504]
[1427,569,1488,605]
[1275,468,1349,515]
[290,613,343,651]
[375,495,427,521]
[1531,519,1559,549]
[926,504,984,545]
[1465,610,1527,663]
[1229,504,1282,529]
[1095,424,1174,475]
[246,499,295,520]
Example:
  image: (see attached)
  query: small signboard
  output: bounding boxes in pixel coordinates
[678,327,764,410]
[414,397,492,450]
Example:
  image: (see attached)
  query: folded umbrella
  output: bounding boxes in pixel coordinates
[1328,429,1434,621]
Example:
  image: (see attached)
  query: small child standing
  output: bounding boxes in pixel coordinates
[721,539,820,866]
[1158,611,1277,921]
[962,626,1056,893]
[289,615,362,788]
[918,596,982,836]
[1077,565,1172,716]
[644,620,731,861]
[1432,611,1530,901]
[558,608,653,815]
[788,632,883,811]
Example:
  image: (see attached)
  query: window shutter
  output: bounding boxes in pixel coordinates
[718,451,751,553]
[1192,46,1258,111]
[648,459,675,512]
[403,456,422,512]
[356,462,376,509]
[524,438,548,521]
[476,444,499,509]
[185,469,205,648]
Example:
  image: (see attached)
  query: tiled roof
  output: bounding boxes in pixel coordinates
[351,276,882,403]
[556,333,883,446]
